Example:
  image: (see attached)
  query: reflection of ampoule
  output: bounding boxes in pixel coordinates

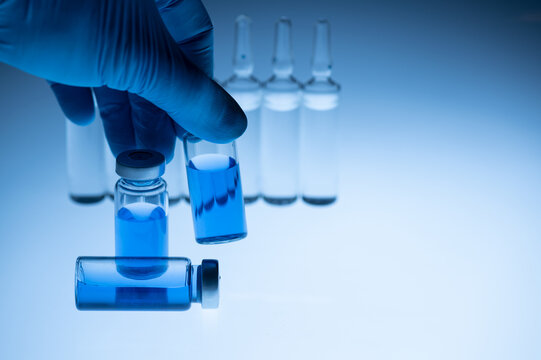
[260,17,302,205]
[300,20,340,205]
[103,137,118,200]
[66,105,106,204]
[162,138,186,205]
[223,15,262,204]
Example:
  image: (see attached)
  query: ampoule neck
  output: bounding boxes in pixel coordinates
[311,19,332,78]
[233,15,254,78]
[272,17,294,78]
[265,73,302,91]
[304,75,340,93]
[223,74,261,93]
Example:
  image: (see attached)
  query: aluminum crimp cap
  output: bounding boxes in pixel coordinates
[116,149,165,181]
[201,259,220,309]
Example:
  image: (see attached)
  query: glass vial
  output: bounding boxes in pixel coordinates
[66,117,106,204]
[301,20,341,205]
[75,257,219,310]
[260,17,302,205]
[183,136,247,244]
[115,150,168,257]
[223,15,263,204]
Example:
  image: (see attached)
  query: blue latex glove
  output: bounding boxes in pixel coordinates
[0,0,246,159]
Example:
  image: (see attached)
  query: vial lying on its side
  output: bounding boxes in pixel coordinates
[115,150,168,257]
[66,117,106,204]
[300,20,340,205]
[75,257,219,310]
[223,15,263,204]
[183,136,247,244]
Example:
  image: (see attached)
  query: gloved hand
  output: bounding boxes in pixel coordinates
[0,0,246,160]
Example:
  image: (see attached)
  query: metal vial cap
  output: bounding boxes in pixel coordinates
[116,149,165,181]
[201,259,220,309]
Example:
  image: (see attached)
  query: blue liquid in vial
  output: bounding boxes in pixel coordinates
[75,258,191,311]
[186,154,247,244]
[76,284,191,310]
[115,203,168,257]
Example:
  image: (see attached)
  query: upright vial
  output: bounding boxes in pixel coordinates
[183,136,247,244]
[223,15,263,204]
[75,257,219,310]
[260,17,302,205]
[300,20,341,205]
[66,116,106,204]
[115,150,168,257]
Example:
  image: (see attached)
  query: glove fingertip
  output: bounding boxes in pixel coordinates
[49,82,95,125]
[213,91,248,143]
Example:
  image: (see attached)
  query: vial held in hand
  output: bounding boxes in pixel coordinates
[183,136,247,244]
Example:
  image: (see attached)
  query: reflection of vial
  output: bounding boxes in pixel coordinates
[260,18,302,205]
[223,15,263,204]
[75,257,219,310]
[301,20,340,205]
[183,136,247,244]
[66,117,106,204]
[115,150,168,257]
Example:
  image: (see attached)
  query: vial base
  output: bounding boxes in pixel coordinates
[263,196,297,205]
[196,232,247,245]
[243,195,259,204]
[169,196,182,206]
[302,196,337,206]
[69,194,106,204]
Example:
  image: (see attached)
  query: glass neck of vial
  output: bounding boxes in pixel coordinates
[190,265,201,303]
[119,178,162,190]
[272,17,294,78]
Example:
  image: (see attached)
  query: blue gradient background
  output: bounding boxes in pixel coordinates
[1,0,541,358]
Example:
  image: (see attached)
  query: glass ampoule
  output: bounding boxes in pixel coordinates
[260,17,302,205]
[183,136,247,244]
[75,257,219,310]
[300,20,341,205]
[114,150,168,258]
[223,15,263,204]
[65,108,106,204]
